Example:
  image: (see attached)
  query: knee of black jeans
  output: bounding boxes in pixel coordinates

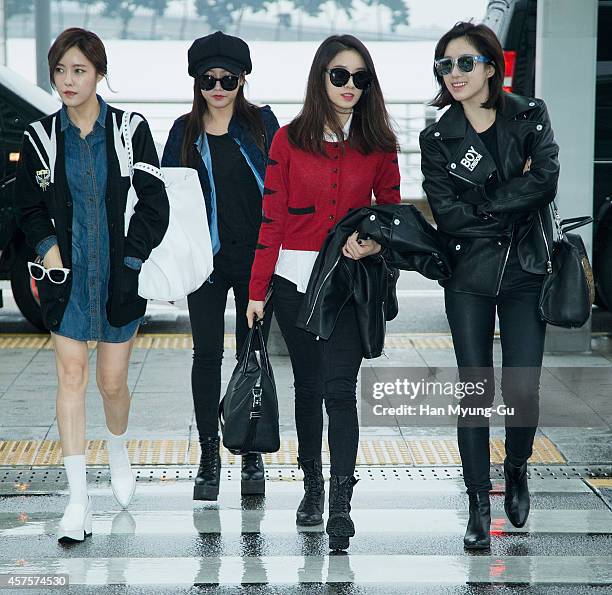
[192,349,223,368]
[324,395,357,415]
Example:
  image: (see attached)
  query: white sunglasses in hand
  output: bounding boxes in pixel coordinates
[28,261,71,284]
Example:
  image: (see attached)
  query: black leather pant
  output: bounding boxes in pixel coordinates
[444,251,546,494]
[273,275,363,476]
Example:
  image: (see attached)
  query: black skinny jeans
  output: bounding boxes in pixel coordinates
[272,274,363,476]
[444,249,547,495]
[188,250,271,440]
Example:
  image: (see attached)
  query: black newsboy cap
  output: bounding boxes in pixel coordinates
[188,31,252,78]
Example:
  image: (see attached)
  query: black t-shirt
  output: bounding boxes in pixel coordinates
[478,121,521,267]
[477,122,501,173]
[206,132,262,255]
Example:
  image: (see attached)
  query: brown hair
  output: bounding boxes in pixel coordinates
[287,35,398,155]
[180,79,266,168]
[430,21,505,110]
[48,27,108,86]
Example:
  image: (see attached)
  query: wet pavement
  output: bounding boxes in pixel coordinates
[1,282,612,591]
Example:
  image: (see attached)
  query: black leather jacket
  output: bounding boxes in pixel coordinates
[295,204,451,358]
[419,92,560,296]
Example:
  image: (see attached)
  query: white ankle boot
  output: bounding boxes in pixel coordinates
[57,496,92,543]
[59,454,91,543]
[107,428,136,509]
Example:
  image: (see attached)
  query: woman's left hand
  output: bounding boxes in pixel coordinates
[342,231,382,260]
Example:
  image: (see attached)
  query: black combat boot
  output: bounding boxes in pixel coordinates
[296,457,325,526]
[504,458,530,527]
[193,436,221,501]
[241,452,265,496]
[326,475,358,551]
[464,491,491,549]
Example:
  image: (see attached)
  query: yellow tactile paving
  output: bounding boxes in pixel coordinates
[586,479,612,488]
[0,333,465,350]
[0,437,565,467]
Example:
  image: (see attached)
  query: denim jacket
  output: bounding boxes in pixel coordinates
[161,105,280,255]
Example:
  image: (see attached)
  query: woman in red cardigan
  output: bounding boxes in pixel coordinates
[246,34,400,551]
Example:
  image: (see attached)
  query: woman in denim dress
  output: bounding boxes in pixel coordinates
[15,28,169,543]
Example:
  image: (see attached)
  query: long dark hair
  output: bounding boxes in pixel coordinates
[180,79,266,167]
[430,21,505,110]
[288,35,398,155]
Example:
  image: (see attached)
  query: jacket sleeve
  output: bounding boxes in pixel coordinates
[124,116,170,262]
[249,129,290,301]
[419,131,512,237]
[13,126,57,251]
[373,151,401,205]
[478,101,560,214]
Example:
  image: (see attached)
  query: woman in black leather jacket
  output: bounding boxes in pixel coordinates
[420,22,560,550]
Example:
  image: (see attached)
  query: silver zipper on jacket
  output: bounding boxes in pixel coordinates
[537,210,553,274]
[495,227,514,296]
[305,255,341,327]
[448,169,477,186]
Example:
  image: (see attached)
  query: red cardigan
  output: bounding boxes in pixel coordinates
[249,126,401,300]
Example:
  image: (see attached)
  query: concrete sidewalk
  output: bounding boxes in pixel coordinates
[1,332,611,467]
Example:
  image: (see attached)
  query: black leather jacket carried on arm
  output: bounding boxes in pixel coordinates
[295,204,452,358]
[419,92,560,296]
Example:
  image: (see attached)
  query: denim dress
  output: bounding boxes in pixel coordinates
[54,99,140,343]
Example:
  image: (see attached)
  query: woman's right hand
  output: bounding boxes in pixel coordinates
[42,244,64,270]
[246,300,265,329]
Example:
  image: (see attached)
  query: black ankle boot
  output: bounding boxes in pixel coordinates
[241,453,265,496]
[326,475,358,551]
[504,458,530,527]
[296,457,325,526]
[194,436,221,501]
[464,491,491,549]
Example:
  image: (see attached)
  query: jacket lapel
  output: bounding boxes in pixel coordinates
[446,124,497,186]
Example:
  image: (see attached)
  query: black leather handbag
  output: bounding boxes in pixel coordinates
[538,202,595,328]
[218,319,280,455]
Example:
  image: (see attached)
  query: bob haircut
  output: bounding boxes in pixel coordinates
[430,21,505,110]
[48,28,108,87]
[287,34,398,155]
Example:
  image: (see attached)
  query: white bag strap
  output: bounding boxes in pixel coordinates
[121,111,166,185]
[121,111,135,176]
[134,162,165,183]
[25,116,57,183]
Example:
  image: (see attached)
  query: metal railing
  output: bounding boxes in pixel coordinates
[112,98,436,200]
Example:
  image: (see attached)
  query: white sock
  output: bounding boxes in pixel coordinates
[63,454,88,507]
[106,427,130,471]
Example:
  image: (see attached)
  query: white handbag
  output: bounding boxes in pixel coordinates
[121,112,213,301]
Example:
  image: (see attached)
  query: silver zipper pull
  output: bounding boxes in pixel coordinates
[547,261,553,274]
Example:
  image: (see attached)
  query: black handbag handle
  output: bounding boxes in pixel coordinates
[219,317,270,455]
[549,202,592,240]
[560,216,593,234]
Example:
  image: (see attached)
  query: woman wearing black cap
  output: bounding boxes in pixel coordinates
[162,31,279,501]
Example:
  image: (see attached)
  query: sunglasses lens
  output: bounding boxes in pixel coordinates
[329,68,350,87]
[457,55,476,73]
[352,71,372,90]
[28,263,44,280]
[48,269,68,284]
[199,75,216,91]
[435,58,452,76]
[220,75,239,91]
